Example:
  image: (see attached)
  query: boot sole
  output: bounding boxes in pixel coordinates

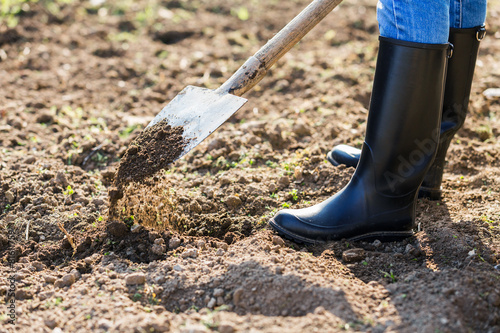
[269,219,414,245]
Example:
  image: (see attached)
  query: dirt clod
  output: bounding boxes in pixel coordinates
[125,273,146,285]
[107,221,129,238]
[342,248,366,263]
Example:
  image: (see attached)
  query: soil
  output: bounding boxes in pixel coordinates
[113,121,189,189]
[1,0,499,332]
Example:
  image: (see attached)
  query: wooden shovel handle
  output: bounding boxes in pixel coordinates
[218,0,343,96]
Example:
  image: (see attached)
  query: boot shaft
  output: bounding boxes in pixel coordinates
[441,26,485,132]
[358,37,451,197]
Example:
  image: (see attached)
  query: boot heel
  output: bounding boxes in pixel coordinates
[418,186,442,200]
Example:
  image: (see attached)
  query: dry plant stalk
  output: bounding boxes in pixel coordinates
[57,222,77,255]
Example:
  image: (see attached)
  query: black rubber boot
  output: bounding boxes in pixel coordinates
[269,37,450,244]
[327,26,486,201]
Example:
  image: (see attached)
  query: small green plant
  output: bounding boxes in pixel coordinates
[132,293,142,302]
[270,193,277,199]
[380,270,397,283]
[230,6,249,21]
[119,125,138,139]
[289,189,298,202]
[98,216,103,222]
[282,202,290,208]
[63,185,74,196]
[3,204,11,213]
[265,160,278,168]
[124,215,135,227]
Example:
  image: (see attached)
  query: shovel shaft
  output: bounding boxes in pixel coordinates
[218,0,343,96]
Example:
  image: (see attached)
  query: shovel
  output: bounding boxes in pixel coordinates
[147,0,344,161]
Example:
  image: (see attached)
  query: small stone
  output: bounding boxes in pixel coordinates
[405,244,421,257]
[215,248,225,256]
[272,235,285,247]
[173,264,184,272]
[70,269,81,281]
[225,195,242,209]
[39,290,54,301]
[342,248,366,263]
[488,292,500,307]
[207,297,216,309]
[219,176,232,186]
[169,237,181,249]
[219,323,235,333]
[44,318,57,329]
[275,266,284,275]
[268,182,277,193]
[233,288,244,305]
[216,296,224,306]
[36,112,54,124]
[181,248,198,259]
[292,121,311,137]
[372,239,382,248]
[61,273,76,286]
[54,171,69,187]
[152,238,166,255]
[24,156,37,164]
[483,87,500,99]
[15,289,33,300]
[278,176,290,188]
[217,242,229,250]
[44,275,57,284]
[5,191,15,204]
[189,200,202,213]
[125,273,146,285]
[213,288,224,297]
[196,240,206,249]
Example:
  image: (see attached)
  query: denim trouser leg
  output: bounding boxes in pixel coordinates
[449,0,487,28]
[377,0,488,44]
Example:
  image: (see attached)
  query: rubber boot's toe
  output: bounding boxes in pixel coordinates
[269,210,319,244]
[326,144,361,168]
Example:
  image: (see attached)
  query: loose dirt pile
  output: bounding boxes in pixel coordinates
[1,0,499,332]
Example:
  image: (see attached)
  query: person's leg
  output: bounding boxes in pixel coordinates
[419,0,487,198]
[449,0,487,28]
[269,2,451,243]
[376,0,449,43]
[326,1,488,200]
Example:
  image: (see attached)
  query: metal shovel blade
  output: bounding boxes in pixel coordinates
[146,85,248,161]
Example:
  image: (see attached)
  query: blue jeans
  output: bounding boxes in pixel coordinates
[377,0,487,44]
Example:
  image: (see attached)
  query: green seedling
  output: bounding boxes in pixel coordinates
[63,185,74,196]
[380,270,397,283]
[289,189,298,201]
[231,6,249,21]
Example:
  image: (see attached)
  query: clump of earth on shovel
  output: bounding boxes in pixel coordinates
[108,119,189,208]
